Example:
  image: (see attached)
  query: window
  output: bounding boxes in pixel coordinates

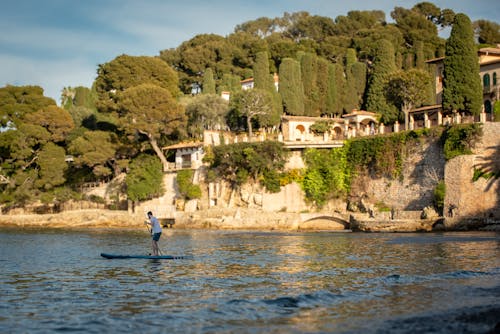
[483,74,490,88]
[493,72,497,86]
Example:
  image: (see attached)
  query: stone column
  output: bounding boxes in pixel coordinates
[409,115,415,130]
[424,112,430,128]
[379,123,385,134]
[394,121,400,133]
[480,112,486,123]
[438,111,443,125]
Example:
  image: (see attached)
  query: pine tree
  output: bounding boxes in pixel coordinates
[442,13,482,115]
[279,58,304,116]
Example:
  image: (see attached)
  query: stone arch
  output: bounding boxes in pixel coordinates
[332,126,343,139]
[299,216,350,230]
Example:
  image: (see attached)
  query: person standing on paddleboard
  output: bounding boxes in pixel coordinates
[144,211,162,255]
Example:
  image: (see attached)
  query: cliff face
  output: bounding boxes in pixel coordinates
[125,123,500,228]
[444,122,500,220]
[349,134,445,212]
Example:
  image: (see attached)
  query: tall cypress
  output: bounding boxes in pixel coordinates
[279,58,304,116]
[344,49,360,113]
[202,68,216,94]
[253,52,269,90]
[253,51,281,127]
[316,57,330,116]
[326,63,339,117]
[301,53,319,116]
[364,39,398,123]
[442,13,482,115]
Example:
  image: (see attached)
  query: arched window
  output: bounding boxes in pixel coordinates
[493,72,497,86]
[483,74,490,89]
[295,125,305,141]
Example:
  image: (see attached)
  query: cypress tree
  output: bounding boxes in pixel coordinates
[351,62,367,107]
[253,51,282,127]
[279,58,304,116]
[254,51,270,90]
[316,57,330,115]
[326,63,339,117]
[415,40,425,69]
[344,49,360,113]
[301,53,319,116]
[442,13,482,115]
[202,68,216,94]
[364,39,398,123]
[334,62,347,114]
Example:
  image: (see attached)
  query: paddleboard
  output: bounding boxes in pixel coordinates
[100,253,189,260]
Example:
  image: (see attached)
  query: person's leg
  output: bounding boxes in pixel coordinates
[153,240,159,255]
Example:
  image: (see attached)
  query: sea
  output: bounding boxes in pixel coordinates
[0,227,499,333]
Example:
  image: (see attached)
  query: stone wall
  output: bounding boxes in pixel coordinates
[444,122,500,220]
[350,135,445,211]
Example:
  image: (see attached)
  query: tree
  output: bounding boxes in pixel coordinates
[301,53,320,116]
[364,39,398,123]
[68,130,118,179]
[442,14,483,115]
[316,57,330,115]
[24,105,75,143]
[118,84,187,171]
[210,141,288,188]
[202,68,216,94]
[185,94,229,138]
[253,51,282,127]
[326,63,339,116]
[232,89,273,138]
[386,69,432,130]
[0,85,55,128]
[126,154,164,202]
[473,20,500,44]
[279,58,304,115]
[36,142,67,190]
[95,55,180,113]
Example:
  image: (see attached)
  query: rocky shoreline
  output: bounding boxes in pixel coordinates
[0,209,498,232]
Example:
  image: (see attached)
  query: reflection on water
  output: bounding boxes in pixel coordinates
[0,228,498,333]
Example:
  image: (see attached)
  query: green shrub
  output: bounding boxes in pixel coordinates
[442,124,482,160]
[126,154,164,201]
[209,141,288,188]
[434,181,445,214]
[261,169,281,193]
[177,169,202,200]
[494,101,500,121]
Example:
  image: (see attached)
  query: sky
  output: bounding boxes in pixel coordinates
[1,0,499,104]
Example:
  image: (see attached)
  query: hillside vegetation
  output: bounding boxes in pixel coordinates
[1,3,499,212]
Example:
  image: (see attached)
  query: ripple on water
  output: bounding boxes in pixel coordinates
[0,229,498,333]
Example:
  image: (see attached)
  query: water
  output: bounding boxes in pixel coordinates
[0,228,499,333]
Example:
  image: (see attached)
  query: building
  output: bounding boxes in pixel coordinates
[162,142,204,170]
[411,45,500,129]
